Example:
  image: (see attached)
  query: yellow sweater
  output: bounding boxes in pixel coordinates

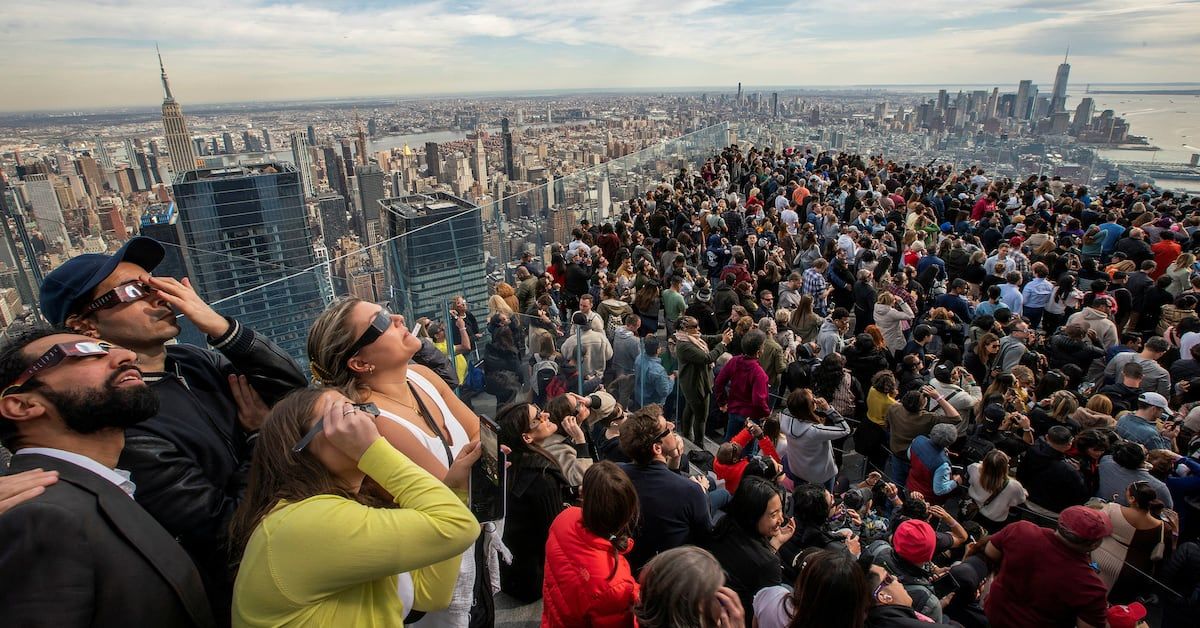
[867,388,897,427]
[233,438,480,627]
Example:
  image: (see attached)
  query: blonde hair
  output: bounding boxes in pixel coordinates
[1087,394,1113,416]
[306,297,366,389]
[876,292,896,306]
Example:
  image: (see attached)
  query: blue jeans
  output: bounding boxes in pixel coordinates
[724,413,759,457]
[707,487,732,521]
[1025,306,1045,331]
[889,452,910,488]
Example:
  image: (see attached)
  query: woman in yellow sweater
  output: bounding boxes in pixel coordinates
[229,388,480,627]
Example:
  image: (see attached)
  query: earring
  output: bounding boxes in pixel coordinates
[366,365,376,373]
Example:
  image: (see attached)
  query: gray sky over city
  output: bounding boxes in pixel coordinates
[2,0,1198,111]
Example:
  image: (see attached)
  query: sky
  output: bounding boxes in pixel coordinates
[2,0,1199,111]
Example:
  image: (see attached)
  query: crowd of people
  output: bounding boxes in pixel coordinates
[3,143,1200,627]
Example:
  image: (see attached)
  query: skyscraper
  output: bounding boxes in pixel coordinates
[157,45,197,174]
[222,132,234,154]
[22,173,69,249]
[501,118,516,180]
[139,202,206,347]
[424,141,442,179]
[471,135,487,186]
[1014,80,1032,119]
[317,192,351,248]
[289,131,316,197]
[306,125,317,147]
[355,115,369,166]
[171,162,325,363]
[93,135,114,170]
[354,163,386,244]
[261,128,273,151]
[1051,48,1071,113]
[382,192,486,322]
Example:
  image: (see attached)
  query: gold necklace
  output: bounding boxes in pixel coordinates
[372,389,418,411]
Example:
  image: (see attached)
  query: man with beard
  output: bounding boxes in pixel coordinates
[38,237,306,624]
[0,329,215,627]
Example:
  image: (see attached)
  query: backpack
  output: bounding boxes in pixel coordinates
[532,359,559,403]
[545,374,568,400]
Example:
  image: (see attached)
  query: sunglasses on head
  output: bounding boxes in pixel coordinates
[292,402,380,453]
[345,308,392,357]
[80,281,155,316]
[3,340,113,396]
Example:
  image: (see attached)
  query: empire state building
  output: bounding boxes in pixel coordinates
[158,45,197,174]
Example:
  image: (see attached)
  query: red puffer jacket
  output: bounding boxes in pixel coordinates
[542,506,639,628]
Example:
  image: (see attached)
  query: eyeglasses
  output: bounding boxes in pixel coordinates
[345,308,392,357]
[653,426,672,443]
[292,402,380,453]
[526,407,551,432]
[79,281,155,316]
[3,341,113,396]
[873,572,897,600]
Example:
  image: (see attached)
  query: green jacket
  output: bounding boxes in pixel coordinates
[675,334,726,397]
[759,337,788,388]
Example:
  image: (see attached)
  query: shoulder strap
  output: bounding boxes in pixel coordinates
[981,478,1010,507]
[408,381,453,464]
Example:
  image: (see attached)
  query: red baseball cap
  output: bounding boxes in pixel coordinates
[892,519,937,564]
[1106,602,1147,628]
[1059,505,1113,542]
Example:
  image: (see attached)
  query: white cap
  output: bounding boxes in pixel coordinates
[1138,392,1174,417]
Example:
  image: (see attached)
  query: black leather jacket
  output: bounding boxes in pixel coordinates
[118,318,306,624]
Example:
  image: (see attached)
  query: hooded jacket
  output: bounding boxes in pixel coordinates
[561,318,614,380]
[817,319,849,358]
[714,354,770,419]
[541,507,639,628]
[1066,307,1119,349]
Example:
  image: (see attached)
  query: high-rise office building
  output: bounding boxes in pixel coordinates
[171,162,325,363]
[1051,48,1070,113]
[424,141,441,179]
[354,163,386,244]
[322,147,348,198]
[222,132,234,154]
[261,128,273,151]
[355,116,369,166]
[382,192,486,322]
[306,125,317,147]
[94,135,114,170]
[471,135,488,187]
[501,118,516,179]
[22,173,69,249]
[1014,80,1031,119]
[317,192,351,247]
[157,45,197,174]
[340,139,354,179]
[1073,97,1095,133]
[289,131,316,197]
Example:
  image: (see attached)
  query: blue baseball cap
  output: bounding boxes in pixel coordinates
[40,236,165,326]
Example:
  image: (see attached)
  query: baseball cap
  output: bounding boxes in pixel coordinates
[892,519,937,565]
[1137,392,1174,418]
[1058,505,1113,542]
[1106,602,1147,628]
[39,236,165,326]
[933,361,955,383]
[939,222,953,233]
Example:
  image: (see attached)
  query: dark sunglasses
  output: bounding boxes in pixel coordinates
[873,572,897,599]
[292,402,380,453]
[80,281,155,316]
[345,309,392,357]
[654,426,672,443]
[3,341,113,396]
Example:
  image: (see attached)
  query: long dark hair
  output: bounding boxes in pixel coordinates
[228,388,394,563]
[1128,481,1166,518]
[582,461,640,579]
[721,476,782,540]
[787,550,869,628]
[811,353,847,399]
[495,402,560,474]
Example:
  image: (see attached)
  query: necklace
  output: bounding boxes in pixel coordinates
[372,389,418,411]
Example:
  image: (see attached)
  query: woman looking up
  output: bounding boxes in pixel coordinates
[229,388,479,627]
[307,298,483,627]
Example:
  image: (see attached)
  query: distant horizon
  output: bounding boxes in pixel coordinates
[3,81,1198,117]
[5,1,1198,112]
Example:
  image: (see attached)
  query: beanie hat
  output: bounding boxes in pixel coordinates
[892,519,937,565]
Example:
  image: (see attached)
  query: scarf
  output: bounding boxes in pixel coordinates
[675,330,710,353]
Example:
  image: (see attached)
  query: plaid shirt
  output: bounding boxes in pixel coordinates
[1010,250,1032,278]
[802,267,830,314]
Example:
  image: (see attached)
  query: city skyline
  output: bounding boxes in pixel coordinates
[3,0,1198,112]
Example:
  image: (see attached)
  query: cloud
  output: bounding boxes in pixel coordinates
[0,0,1197,110]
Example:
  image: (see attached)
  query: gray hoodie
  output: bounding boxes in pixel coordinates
[817,319,847,358]
[611,327,641,375]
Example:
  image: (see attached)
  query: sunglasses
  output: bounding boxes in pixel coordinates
[292,402,380,453]
[80,281,155,316]
[345,308,392,358]
[873,572,897,599]
[3,341,113,396]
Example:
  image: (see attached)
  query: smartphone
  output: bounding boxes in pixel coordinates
[931,571,961,598]
[469,414,506,522]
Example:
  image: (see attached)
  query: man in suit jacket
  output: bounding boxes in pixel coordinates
[0,328,214,628]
